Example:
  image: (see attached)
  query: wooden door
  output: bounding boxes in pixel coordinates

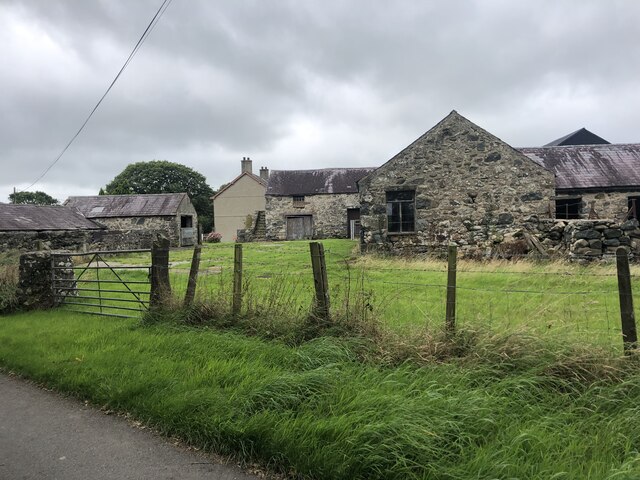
[286,216,312,240]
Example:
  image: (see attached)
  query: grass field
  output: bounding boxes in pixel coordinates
[79,239,639,352]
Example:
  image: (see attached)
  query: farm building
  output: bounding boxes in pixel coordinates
[0,203,104,251]
[265,167,375,240]
[64,193,198,247]
[358,110,555,255]
[519,138,640,222]
[212,157,268,242]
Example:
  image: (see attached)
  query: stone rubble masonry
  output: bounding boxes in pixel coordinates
[358,111,556,255]
[0,229,155,253]
[558,191,640,221]
[265,193,360,240]
[16,251,75,310]
[94,216,183,246]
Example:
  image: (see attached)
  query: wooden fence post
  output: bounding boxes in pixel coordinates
[232,243,243,316]
[183,224,203,306]
[309,242,330,324]
[183,243,202,307]
[616,247,637,354]
[150,236,171,308]
[445,244,457,334]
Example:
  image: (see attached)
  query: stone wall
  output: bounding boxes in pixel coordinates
[381,216,640,260]
[265,193,360,240]
[95,216,181,246]
[16,251,75,310]
[359,111,556,255]
[0,229,155,253]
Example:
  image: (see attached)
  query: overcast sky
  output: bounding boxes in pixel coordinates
[1,0,639,203]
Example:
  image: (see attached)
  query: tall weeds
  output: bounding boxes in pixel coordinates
[0,264,19,313]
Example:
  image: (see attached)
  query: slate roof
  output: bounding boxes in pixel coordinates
[544,128,610,147]
[0,204,103,231]
[64,193,188,218]
[519,144,640,191]
[266,168,376,196]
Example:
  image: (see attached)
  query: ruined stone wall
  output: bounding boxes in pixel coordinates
[359,112,555,255]
[265,193,360,240]
[16,251,75,310]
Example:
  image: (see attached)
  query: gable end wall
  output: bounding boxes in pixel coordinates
[359,113,556,254]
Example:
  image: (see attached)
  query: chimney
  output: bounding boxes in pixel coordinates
[241,156,253,174]
[259,166,269,181]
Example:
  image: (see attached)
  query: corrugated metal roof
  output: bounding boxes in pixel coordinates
[64,193,187,218]
[0,204,103,231]
[266,168,376,196]
[519,144,640,190]
[544,128,610,147]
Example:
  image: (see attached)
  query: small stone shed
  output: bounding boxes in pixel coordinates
[64,193,198,247]
[265,167,375,240]
[0,203,104,251]
[212,157,268,242]
[358,110,555,255]
[520,143,640,221]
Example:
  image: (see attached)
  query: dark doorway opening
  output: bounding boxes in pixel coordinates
[347,208,361,240]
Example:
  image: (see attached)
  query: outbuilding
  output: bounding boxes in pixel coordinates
[64,193,198,247]
[265,167,375,240]
[0,203,104,251]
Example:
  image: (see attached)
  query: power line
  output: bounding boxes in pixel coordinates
[21,0,174,192]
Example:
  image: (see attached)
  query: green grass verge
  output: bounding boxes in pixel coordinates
[1,310,640,479]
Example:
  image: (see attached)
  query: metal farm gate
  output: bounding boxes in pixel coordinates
[51,249,152,319]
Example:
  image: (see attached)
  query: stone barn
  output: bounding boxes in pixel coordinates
[265,167,375,241]
[358,111,556,255]
[64,193,198,247]
[520,141,640,222]
[0,203,104,251]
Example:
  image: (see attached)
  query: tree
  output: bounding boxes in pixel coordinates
[9,191,59,205]
[103,160,215,232]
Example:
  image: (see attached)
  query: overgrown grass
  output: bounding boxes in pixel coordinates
[0,251,19,313]
[1,310,640,479]
[94,239,637,353]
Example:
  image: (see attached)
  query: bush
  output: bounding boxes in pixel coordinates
[204,232,222,243]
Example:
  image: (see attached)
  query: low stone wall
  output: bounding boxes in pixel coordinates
[0,229,155,253]
[362,217,640,260]
[16,251,75,310]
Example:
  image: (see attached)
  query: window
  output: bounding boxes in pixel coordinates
[628,196,640,220]
[555,197,581,219]
[292,195,305,208]
[386,190,415,233]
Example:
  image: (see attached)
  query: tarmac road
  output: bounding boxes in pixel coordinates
[0,373,262,480]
